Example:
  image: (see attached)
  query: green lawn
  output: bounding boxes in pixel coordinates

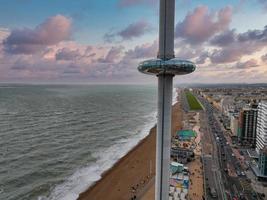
[185,91,203,110]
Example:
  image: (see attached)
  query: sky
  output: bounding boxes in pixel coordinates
[0,0,267,84]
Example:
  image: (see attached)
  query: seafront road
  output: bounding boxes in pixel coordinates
[197,93,260,200]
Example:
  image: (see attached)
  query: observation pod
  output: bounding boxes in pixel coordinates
[138,58,196,76]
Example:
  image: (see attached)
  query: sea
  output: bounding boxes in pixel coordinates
[0,84,177,200]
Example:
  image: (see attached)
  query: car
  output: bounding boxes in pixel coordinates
[252,192,257,198]
[210,187,217,198]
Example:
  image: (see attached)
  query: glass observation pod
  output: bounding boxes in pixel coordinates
[138,58,196,75]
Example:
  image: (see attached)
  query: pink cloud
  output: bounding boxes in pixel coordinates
[3,15,72,54]
[176,6,232,44]
[208,26,267,64]
[1,9,267,83]
[234,59,259,69]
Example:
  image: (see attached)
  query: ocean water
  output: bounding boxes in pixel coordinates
[0,84,177,200]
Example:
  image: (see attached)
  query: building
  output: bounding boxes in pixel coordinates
[220,96,234,115]
[251,148,267,181]
[238,104,258,146]
[170,162,184,174]
[258,148,267,176]
[171,147,194,162]
[171,147,194,157]
[230,114,239,136]
[256,101,267,152]
[176,130,196,141]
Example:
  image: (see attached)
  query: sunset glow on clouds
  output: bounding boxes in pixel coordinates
[0,0,267,83]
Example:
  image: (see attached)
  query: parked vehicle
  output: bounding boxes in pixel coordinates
[210,187,217,198]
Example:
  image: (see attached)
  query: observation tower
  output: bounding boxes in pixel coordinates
[138,0,196,199]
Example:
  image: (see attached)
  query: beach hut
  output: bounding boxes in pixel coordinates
[180,192,187,200]
[182,188,188,194]
[183,179,189,189]
[170,161,184,174]
[170,186,175,193]
[177,173,184,181]
[170,178,179,187]
[176,187,181,193]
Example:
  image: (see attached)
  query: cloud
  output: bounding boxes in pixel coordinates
[0,28,10,41]
[10,56,32,70]
[237,26,267,42]
[55,48,81,61]
[3,15,72,54]
[62,64,82,75]
[208,26,267,64]
[209,47,243,64]
[118,0,157,7]
[234,59,259,69]
[175,6,232,44]
[104,20,151,42]
[98,46,124,63]
[119,20,151,40]
[210,29,235,46]
[124,40,157,59]
[195,52,209,64]
[258,0,267,10]
[261,54,267,63]
[1,8,267,83]
[175,43,202,59]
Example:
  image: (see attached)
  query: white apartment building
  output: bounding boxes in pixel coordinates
[256,101,267,153]
[230,115,239,136]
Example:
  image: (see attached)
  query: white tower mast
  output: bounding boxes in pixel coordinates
[156,0,175,199]
[138,0,196,199]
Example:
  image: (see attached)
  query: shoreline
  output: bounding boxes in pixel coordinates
[78,100,182,200]
[79,126,156,199]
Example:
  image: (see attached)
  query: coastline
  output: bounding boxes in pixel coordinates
[78,100,182,200]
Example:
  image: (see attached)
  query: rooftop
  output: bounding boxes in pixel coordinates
[177,130,197,139]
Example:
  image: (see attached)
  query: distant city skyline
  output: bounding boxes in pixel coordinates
[0,0,267,83]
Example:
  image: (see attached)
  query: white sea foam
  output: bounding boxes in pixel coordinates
[39,111,157,200]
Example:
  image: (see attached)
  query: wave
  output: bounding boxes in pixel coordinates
[38,88,177,200]
[38,111,157,200]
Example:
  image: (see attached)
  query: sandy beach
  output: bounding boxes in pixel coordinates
[188,112,204,199]
[78,101,182,200]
